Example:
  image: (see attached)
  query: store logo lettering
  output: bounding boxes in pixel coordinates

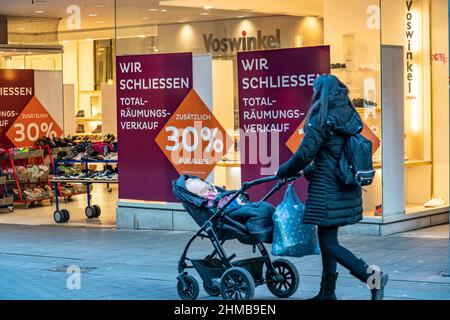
[203,29,281,53]
[405,0,415,98]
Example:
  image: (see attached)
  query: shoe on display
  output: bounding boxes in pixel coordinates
[330,63,347,70]
[424,198,447,208]
[358,62,380,71]
[374,204,382,216]
[76,110,85,118]
[76,124,85,133]
[92,125,102,134]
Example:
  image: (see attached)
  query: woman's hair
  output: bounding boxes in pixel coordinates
[306,74,353,127]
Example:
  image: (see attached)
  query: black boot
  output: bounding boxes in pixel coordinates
[307,272,338,300]
[350,258,389,300]
[371,272,389,300]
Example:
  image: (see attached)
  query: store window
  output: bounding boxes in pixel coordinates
[115,0,448,219]
[381,0,439,216]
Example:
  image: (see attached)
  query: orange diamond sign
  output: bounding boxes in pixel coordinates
[286,118,380,154]
[286,118,307,154]
[155,89,233,179]
[6,96,63,147]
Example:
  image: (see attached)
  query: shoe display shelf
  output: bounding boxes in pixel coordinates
[50,158,118,224]
[0,167,14,213]
[0,147,54,208]
[45,145,92,204]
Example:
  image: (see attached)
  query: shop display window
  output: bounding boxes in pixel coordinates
[115,0,448,219]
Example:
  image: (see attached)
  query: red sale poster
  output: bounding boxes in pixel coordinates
[237,46,330,204]
[117,53,232,202]
[116,53,193,202]
[0,69,63,149]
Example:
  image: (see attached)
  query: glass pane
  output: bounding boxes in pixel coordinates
[326,0,382,218]
[381,0,433,215]
[115,1,382,215]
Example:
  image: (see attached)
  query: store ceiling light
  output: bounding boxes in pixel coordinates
[160,9,168,13]
[237,16,245,18]
[86,38,93,41]
[203,5,214,10]
[89,13,98,17]
[138,35,146,38]
[141,17,150,20]
[34,10,45,14]
[200,12,209,16]
[148,8,158,12]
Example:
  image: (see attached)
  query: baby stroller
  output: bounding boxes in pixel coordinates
[173,174,301,300]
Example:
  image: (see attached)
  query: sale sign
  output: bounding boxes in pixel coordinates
[237,46,330,203]
[0,69,62,149]
[117,53,194,202]
[0,69,34,148]
[155,89,232,179]
[6,96,63,148]
[286,114,381,154]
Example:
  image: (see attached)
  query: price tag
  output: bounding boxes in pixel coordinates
[6,96,63,147]
[156,89,232,179]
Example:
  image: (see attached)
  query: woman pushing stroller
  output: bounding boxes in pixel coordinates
[276,74,389,300]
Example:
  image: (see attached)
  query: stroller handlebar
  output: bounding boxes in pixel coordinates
[241,173,302,192]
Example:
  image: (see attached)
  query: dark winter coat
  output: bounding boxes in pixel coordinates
[277,93,363,227]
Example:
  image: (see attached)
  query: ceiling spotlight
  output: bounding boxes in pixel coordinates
[138,35,146,38]
[200,12,209,16]
[237,16,245,18]
[148,8,158,12]
[86,38,93,41]
[88,13,98,17]
[34,10,45,14]
[203,5,214,10]
[160,9,168,13]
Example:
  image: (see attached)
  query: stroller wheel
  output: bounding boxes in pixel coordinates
[177,275,199,300]
[266,258,299,298]
[203,282,220,297]
[220,267,255,300]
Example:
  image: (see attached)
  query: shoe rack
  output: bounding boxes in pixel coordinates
[0,166,14,213]
[75,90,103,135]
[0,147,54,208]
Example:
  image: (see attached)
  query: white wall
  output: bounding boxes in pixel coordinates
[34,70,64,131]
[158,16,323,55]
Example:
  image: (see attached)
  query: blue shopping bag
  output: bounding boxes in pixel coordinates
[272,183,320,257]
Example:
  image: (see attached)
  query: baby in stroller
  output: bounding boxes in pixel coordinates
[173,174,301,300]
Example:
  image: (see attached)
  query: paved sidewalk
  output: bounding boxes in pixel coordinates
[0,224,448,300]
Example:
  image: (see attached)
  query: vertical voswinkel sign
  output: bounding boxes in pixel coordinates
[237,46,330,203]
[116,53,193,202]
